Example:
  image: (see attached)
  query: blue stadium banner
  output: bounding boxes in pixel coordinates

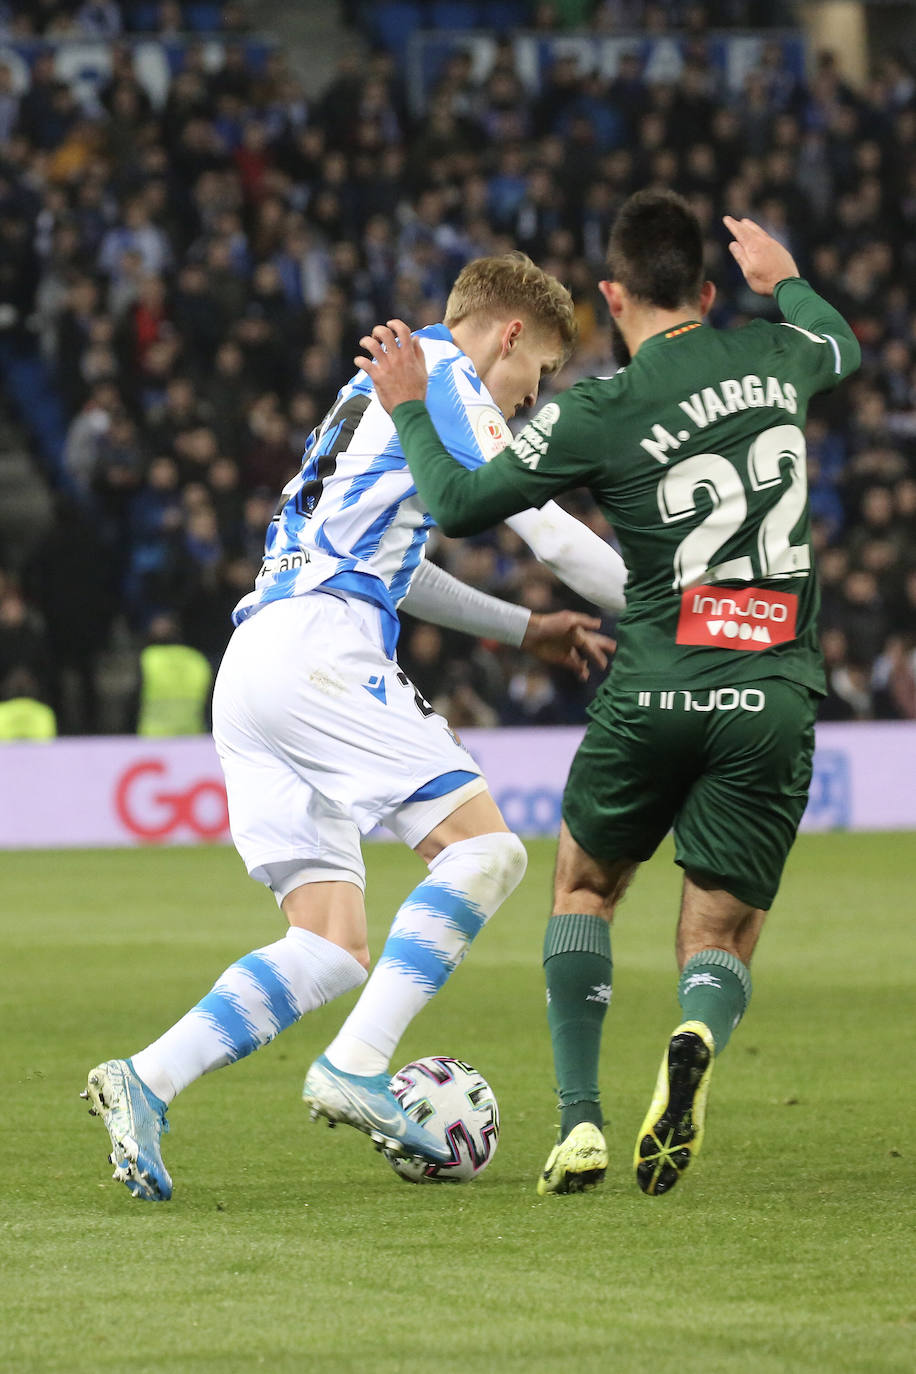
[0,36,276,110]
[407,29,807,115]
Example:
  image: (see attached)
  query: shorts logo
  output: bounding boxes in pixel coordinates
[638,687,767,713]
[676,584,798,650]
[362,674,387,704]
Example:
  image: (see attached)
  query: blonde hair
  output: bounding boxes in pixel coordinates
[444,251,577,361]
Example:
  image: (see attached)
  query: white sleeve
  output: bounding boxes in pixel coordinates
[505,503,627,612]
[399,556,530,646]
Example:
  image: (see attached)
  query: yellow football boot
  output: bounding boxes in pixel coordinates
[635,1020,715,1196]
[537,1120,608,1195]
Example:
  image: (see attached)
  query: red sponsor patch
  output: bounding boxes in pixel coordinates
[676,584,798,650]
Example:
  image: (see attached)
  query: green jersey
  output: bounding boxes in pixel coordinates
[394,279,861,698]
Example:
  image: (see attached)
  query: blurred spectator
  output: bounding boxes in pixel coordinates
[872,636,916,719]
[0,12,913,736]
[819,628,872,721]
[0,586,53,700]
[0,668,57,741]
[504,665,565,725]
[136,612,213,736]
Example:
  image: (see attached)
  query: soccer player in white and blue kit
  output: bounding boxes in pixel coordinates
[83,254,628,1199]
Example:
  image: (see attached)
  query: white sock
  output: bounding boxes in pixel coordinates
[325,832,526,1076]
[131,927,366,1105]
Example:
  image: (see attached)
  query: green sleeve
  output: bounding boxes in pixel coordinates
[393,394,594,536]
[772,277,861,389]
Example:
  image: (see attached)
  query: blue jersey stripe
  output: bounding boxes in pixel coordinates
[340,439,405,510]
[313,520,344,560]
[351,495,404,560]
[388,515,435,604]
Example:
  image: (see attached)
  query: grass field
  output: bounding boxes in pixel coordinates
[1,834,914,1373]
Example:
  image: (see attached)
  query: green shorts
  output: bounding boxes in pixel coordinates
[562,679,817,911]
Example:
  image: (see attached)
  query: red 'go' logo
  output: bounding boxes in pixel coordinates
[115,759,230,841]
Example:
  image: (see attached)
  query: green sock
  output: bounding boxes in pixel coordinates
[677,950,752,1054]
[543,913,612,1136]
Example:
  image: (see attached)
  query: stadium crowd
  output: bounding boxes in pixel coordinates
[0,0,914,734]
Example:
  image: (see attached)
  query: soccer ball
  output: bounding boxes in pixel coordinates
[387,1056,499,1184]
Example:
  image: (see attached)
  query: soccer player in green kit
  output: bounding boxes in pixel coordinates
[352,192,861,1197]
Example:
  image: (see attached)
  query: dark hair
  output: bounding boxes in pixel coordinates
[606,189,704,308]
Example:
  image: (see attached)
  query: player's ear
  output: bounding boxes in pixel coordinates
[699,279,716,317]
[500,318,524,356]
[598,280,624,317]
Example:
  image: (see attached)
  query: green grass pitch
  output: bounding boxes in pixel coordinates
[2,834,914,1373]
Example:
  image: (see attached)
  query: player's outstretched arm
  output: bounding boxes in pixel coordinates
[355,320,535,536]
[400,560,613,681]
[723,216,861,383]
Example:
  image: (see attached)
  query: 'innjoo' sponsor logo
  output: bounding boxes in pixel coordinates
[115,759,230,840]
[676,584,799,650]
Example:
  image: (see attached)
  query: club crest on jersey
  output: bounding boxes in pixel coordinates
[676,584,798,650]
[474,407,511,460]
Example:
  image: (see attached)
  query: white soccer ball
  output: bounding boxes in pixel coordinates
[387,1056,500,1184]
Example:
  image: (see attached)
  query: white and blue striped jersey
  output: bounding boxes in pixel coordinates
[232,324,514,655]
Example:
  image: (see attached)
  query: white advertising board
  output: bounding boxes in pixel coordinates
[0,723,914,850]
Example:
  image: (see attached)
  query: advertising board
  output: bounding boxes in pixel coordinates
[1,723,913,849]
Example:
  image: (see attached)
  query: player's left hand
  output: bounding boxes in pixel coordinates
[723,216,800,296]
[354,319,428,413]
[522,611,616,682]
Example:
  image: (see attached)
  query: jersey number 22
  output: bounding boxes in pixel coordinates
[657,424,811,588]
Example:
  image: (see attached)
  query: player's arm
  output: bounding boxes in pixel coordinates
[503,505,627,613]
[395,400,627,613]
[354,322,600,538]
[724,215,861,385]
[401,555,530,641]
[393,396,564,533]
[772,277,861,384]
[401,558,615,680]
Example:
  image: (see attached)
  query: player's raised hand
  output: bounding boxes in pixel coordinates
[522,610,616,682]
[723,216,800,296]
[354,319,429,414]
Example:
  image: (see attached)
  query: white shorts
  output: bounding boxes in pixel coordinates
[211,592,485,899]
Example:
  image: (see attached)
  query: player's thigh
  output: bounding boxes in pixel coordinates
[561,693,695,871]
[215,727,367,898]
[673,680,817,912]
[408,786,509,863]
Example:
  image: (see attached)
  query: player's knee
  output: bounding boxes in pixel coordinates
[433,830,528,913]
[347,942,372,972]
[476,831,528,904]
[317,931,370,974]
[486,824,530,901]
[284,926,369,1004]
